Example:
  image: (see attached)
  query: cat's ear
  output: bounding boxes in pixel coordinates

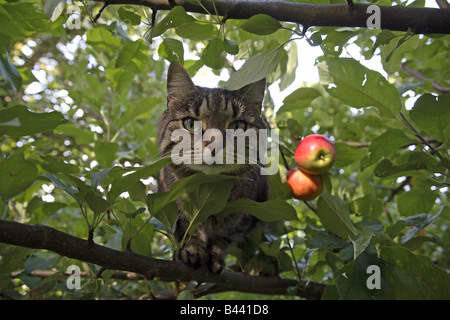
[167,61,196,105]
[236,78,266,109]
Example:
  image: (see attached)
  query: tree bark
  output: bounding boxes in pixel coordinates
[93,0,450,34]
[0,219,326,300]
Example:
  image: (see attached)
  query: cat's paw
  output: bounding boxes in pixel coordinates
[208,253,225,275]
[175,245,225,274]
[175,244,208,269]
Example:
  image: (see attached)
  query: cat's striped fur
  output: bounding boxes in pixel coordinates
[157,62,269,274]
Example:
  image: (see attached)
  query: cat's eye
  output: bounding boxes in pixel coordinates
[183,117,197,131]
[228,120,247,131]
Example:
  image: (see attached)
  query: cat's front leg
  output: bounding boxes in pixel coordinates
[174,218,210,269]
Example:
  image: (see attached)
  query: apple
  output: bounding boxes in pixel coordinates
[286,167,323,201]
[294,134,337,175]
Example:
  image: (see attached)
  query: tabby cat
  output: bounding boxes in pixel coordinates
[157,61,269,274]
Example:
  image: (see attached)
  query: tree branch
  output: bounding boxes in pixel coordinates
[92,0,450,34]
[401,63,450,94]
[0,219,326,300]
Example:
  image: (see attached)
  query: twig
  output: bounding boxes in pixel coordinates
[401,63,450,94]
[386,176,412,203]
[151,9,157,28]
[346,0,355,9]
[278,144,291,171]
[93,1,110,22]
[399,112,443,160]
[436,0,450,9]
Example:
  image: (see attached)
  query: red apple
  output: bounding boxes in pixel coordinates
[294,134,337,175]
[286,167,323,201]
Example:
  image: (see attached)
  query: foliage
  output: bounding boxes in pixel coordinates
[0,0,449,300]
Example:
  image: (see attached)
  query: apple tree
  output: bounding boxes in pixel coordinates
[0,0,449,300]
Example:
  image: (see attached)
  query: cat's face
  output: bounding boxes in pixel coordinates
[158,62,267,175]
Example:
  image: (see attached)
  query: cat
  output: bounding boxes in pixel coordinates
[157,61,269,274]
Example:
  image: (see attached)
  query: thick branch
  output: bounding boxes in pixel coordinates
[93,0,450,34]
[0,219,326,300]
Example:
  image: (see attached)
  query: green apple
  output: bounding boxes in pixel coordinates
[294,134,337,175]
[286,167,323,201]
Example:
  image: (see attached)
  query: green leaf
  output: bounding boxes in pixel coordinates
[24,252,58,274]
[105,68,134,91]
[0,52,22,92]
[350,229,374,260]
[334,143,369,168]
[56,124,95,145]
[147,173,238,214]
[94,141,119,169]
[223,38,239,55]
[364,129,412,168]
[397,188,437,217]
[0,2,54,50]
[310,231,350,250]
[158,38,184,63]
[308,32,322,46]
[352,194,383,219]
[259,239,281,257]
[120,207,146,219]
[40,155,80,175]
[220,199,298,222]
[380,246,450,299]
[380,35,420,74]
[336,245,395,299]
[175,21,217,41]
[115,39,147,73]
[400,209,443,244]
[86,27,121,56]
[373,158,428,178]
[107,157,172,202]
[320,57,402,117]
[201,38,224,69]
[128,181,147,203]
[150,6,195,38]
[39,173,83,206]
[130,223,154,256]
[240,14,282,35]
[409,93,450,143]
[316,193,359,240]
[277,87,322,114]
[0,154,38,201]
[372,30,397,55]
[43,0,65,22]
[118,6,141,25]
[90,168,112,189]
[150,196,178,233]
[0,105,66,137]
[116,97,162,129]
[225,43,284,90]
[183,180,235,235]
[85,190,110,215]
